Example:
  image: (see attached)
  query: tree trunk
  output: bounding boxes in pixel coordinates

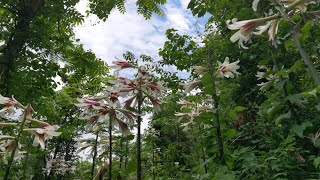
[0,0,44,95]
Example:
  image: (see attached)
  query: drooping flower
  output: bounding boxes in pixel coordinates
[77,97,134,135]
[0,138,23,164]
[217,57,241,78]
[73,137,96,155]
[24,124,61,150]
[75,97,103,108]
[174,112,190,118]
[105,87,126,108]
[145,81,166,96]
[174,110,200,120]
[191,66,207,75]
[181,79,202,93]
[285,0,316,12]
[148,96,161,114]
[0,95,24,117]
[252,0,316,12]
[110,59,135,75]
[177,99,194,110]
[138,66,150,79]
[227,14,280,48]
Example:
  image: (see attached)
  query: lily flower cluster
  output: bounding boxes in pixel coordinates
[227,0,319,48]
[73,134,109,157]
[174,98,213,131]
[75,59,166,137]
[109,59,166,114]
[0,136,23,164]
[182,57,240,93]
[0,94,61,163]
[75,91,135,136]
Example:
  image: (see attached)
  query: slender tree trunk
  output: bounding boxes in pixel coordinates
[3,104,30,180]
[91,133,99,179]
[0,0,44,95]
[207,48,225,165]
[292,30,320,86]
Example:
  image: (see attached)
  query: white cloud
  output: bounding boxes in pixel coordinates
[73,0,208,134]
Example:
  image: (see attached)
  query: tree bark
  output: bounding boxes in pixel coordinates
[0,0,44,95]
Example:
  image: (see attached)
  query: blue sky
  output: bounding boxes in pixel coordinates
[74,0,209,78]
[73,0,209,133]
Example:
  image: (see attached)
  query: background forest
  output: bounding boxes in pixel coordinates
[0,0,320,179]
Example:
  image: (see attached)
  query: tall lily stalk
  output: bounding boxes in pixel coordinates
[136,78,143,180]
[207,48,225,164]
[109,113,113,180]
[91,132,99,179]
[3,104,30,180]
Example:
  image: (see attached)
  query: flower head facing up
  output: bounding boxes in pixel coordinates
[218,57,241,78]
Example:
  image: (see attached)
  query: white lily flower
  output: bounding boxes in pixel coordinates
[218,57,241,78]
[110,59,135,76]
[227,14,280,48]
[24,124,61,150]
[191,66,207,75]
[0,95,24,117]
[181,80,202,93]
[0,139,23,164]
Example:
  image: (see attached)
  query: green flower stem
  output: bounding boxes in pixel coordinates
[109,113,113,180]
[137,78,143,180]
[198,124,208,174]
[91,132,99,180]
[3,104,30,180]
[292,30,320,86]
[207,48,225,165]
[21,135,32,179]
[118,135,124,179]
[152,141,155,180]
